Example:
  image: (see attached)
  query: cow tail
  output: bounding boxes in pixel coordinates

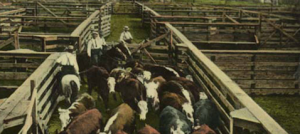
[70,80,78,103]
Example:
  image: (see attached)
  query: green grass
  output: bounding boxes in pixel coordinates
[252,95,300,134]
[105,15,150,43]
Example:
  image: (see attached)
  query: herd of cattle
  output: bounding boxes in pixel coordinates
[56,43,220,134]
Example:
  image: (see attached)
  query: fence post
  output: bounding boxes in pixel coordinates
[30,80,38,134]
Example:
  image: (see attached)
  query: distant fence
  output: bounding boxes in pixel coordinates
[71,2,112,53]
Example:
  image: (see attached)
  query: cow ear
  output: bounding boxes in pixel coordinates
[125,67,132,72]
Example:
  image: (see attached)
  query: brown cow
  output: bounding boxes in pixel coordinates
[137,124,160,134]
[81,66,110,109]
[169,77,203,102]
[160,92,195,126]
[59,109,102,134]
[103,103,135,134]
[116,77,148,120]
[192,125,216,134]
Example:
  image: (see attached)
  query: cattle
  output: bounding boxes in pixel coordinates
[192,124,216,134]
[193,92,220,130]
[58,93,95,130]
[99,45,128,72]
[137,124,160,134]
[160,92,194,125]
[142,64,180,81]
[169,77,203,102]
[159,106,192,134]
[144,76,166,110]
[116,77,148,120]
[158,80,195,105]
[81,66,110,109]
[123,60,144,69]
[103,103,135,134]
[59,109,102,134]
[115,42,133,60]
[58,74,80,104]
[76,53,90,83]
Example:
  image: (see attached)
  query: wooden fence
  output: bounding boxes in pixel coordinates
[135,2,288,134]
[71,2,112,53]
[0,52,58,134]
[201,50,300,95]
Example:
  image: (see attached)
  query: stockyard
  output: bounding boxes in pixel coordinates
[0,0,300,134]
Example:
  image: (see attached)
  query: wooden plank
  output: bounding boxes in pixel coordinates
[3,100,30,129]
[0,8,26,16]
[0,72,31,80]
[0,86,18,91]
[265,19,299,43]
[131,32,169,54]
[0,37,14,49]
[0,99,7,106]
[192,41,257,45]
[225,15,240,24]
[37,2,67,25]
[158,22,259,26]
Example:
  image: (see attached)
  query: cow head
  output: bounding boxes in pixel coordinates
[142,71,152,81]
[182,102,194,126]
[144,81,160,110]
[138,100,148,120]
[107,77,116,93]
[58,108,71,131]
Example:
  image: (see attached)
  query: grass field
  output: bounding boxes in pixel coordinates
[252,95,300,134]
[106,15,150,43]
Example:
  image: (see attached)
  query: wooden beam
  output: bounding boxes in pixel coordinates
[0,86,18,91]
[225,15,240,24]
[192,41,257,45]
[0,8,26,16]
[0,72,31,80]
[143,48,157,64]
[131,32,169,54]
[0,37,14,49]
[0,15,86,20]
[265,19,299,44]
[37,2,67,25]
[158,22,259,26]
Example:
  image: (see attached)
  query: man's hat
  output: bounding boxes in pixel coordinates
[124,26,129,30]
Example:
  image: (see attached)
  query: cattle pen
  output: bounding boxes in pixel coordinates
[0,1,300,134]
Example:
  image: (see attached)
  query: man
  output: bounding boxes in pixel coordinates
[87,31,107,66]
[56,45,79,79]
[119,26,133,44]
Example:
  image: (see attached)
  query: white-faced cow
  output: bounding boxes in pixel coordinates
[59,109,102,134]
[103,103,135,134]
[159,106,192,134]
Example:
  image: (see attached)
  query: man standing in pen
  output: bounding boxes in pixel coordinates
[119,26,133,44]
[87,31,107,66]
